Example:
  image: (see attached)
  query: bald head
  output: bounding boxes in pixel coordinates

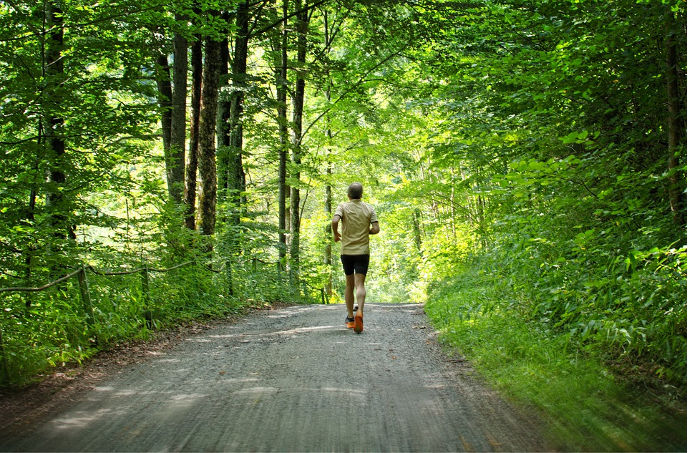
[347,182,363,200]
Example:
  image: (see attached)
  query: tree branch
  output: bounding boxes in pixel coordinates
[248,0,328,39]
[299,43,409,144]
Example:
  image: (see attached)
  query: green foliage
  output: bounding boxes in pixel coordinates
[425,262,686,451]
[386,0,688,390]
[0,4,685,442]
[0,257,239,387]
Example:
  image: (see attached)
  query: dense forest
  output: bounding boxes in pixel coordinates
[0,0,685,441]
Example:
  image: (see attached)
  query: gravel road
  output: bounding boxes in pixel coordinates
[1,304,551,452]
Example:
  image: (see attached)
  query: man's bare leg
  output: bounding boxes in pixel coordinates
[353,273,366,333]
[345,274,355,318]
[354,273,366,315]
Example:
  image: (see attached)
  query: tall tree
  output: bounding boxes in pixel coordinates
[322,8,335,299]
[198,38,222,236]
[274,0,290,271]
[156,21,188,209]
[216,20,231,196]
[289,0,308,283]
[664,8,684,224]
[155,50,173,188]
[227,0,251,225]
[169,20,188,206]
[44,1,72,241]
[185,32,203,230]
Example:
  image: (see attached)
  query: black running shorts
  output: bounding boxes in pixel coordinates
[340,254,370,276]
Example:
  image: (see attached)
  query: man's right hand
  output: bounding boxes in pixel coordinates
[331,215,341,242]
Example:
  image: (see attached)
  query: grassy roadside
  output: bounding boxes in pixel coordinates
[0,300,297,432]
[423,267,686,452]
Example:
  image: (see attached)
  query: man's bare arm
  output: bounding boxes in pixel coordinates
[369,221,380,235]
[332,215,341,242]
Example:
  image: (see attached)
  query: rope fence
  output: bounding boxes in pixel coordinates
[249,257,328,305]
[0,260,196,384]
[0,258,330,385]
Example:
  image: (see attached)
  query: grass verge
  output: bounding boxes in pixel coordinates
[424,267,686,451]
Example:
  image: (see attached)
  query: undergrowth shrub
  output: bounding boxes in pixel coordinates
[0,258,237,387]
[484,236,687,386]
[424,261,686,451]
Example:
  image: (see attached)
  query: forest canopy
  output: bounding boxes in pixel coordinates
[0,0,685,392]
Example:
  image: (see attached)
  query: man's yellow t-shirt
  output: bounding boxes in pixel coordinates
[335,199,378,255]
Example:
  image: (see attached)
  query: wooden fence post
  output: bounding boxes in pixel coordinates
[225,261,234,297]
[77,267,95,326]
[0,324,10,385]
[141,264,152,329]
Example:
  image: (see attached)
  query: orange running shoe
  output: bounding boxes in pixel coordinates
[353,313,363,334]
[345,316,355,329]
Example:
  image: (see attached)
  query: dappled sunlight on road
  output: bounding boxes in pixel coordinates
[50,408,119,430]
[203,323,341,341]
[0,304,548,452]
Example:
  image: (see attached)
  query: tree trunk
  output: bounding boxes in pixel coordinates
[217,34,230,197]
[156,53,172,172]
[664,11,684,224]
[25,178,37,307]
[227,0,250,225]
[449,167,457,240]
[198,38,222,236]
[169,26,188,206]
[477,193,487,249]
[289,0,308,284]
[185,34,202,230]
[323,11,333,299]
[45,2,72,240]
[412,209,423,255]
[324,162,332,298]
[274,0,289,271]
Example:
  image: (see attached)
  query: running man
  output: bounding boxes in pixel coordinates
[331,182,380,333]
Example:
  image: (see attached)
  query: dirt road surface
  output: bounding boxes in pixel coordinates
[0,304,551,452]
